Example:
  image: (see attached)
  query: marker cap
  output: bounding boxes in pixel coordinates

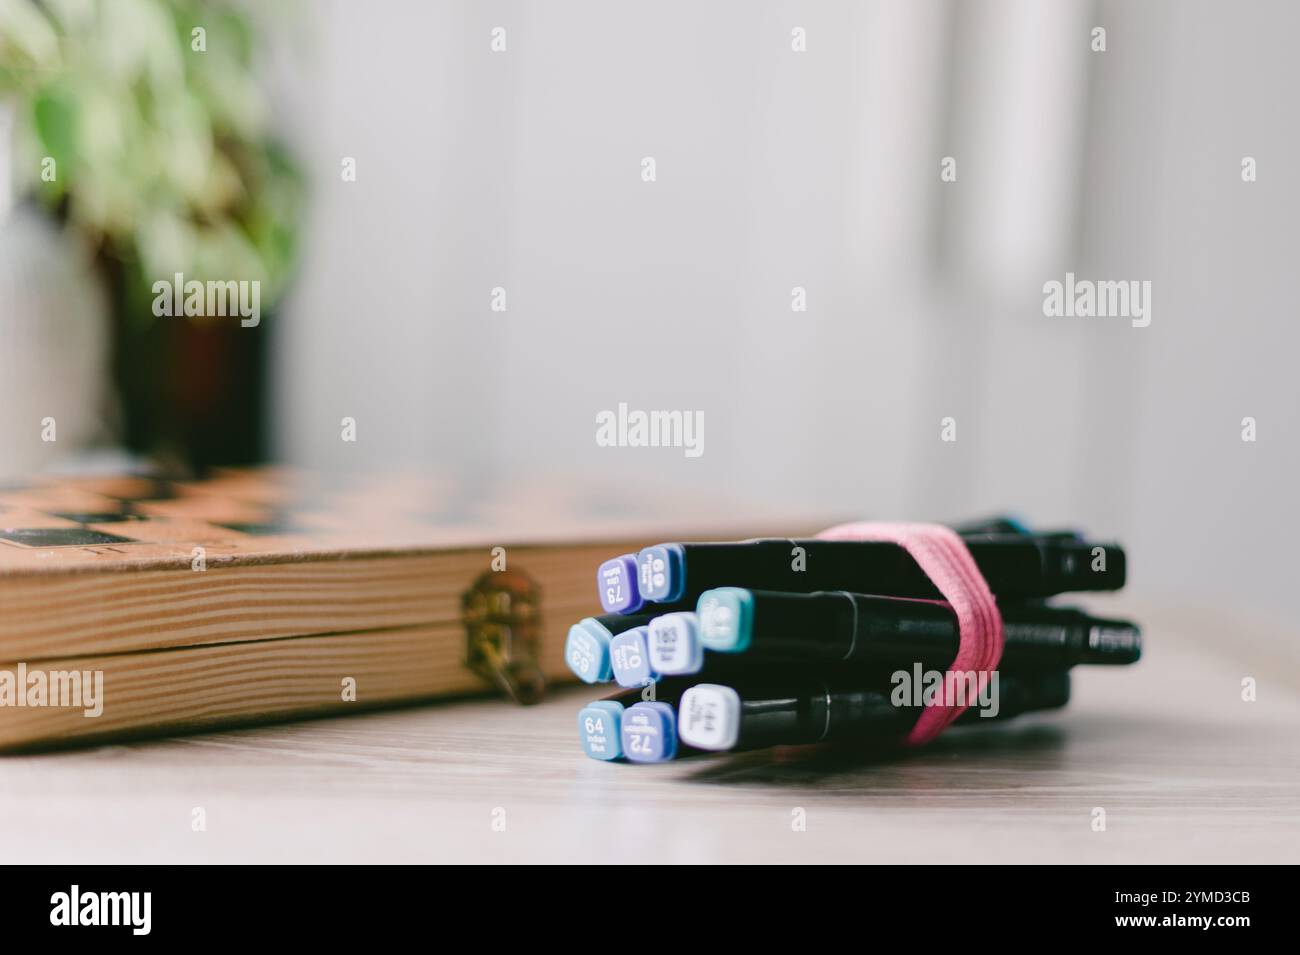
[696,587,754,652]
[678,684,742,751]
[647,612,703,675]
[597,554,643,614]
[620,701,678,763]
[578,700,625,760]
[566,619,615,683]
[609,626,656,687]
[637,544,685,602]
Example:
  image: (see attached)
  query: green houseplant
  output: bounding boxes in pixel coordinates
[0,0,304,467]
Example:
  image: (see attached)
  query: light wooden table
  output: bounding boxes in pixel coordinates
[4,605,1298,864]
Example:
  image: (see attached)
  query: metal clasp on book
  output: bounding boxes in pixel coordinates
[461,568,546,705]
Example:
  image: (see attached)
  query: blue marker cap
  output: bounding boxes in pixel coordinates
[647,612,703,675]
[566,618,616,683]
[609,626,656,688]
[636,544,685,603]
[597,554,643,614]
[578,700,625,760]
[620,701,678,763]
[696,587,755,652]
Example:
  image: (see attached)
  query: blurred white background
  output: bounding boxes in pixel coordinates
[266,0,1300,628]
[223,1,1300,627]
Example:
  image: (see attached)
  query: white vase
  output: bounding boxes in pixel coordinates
[0,103,114,478]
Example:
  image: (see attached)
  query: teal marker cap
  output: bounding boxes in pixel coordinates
[696,587,754,652]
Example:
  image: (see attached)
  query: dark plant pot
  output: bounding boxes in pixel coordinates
[104,256,269,471]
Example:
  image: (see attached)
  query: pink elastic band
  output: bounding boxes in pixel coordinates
[815,522,1004,745]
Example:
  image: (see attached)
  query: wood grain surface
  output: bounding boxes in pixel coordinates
[0,623,573,750]
[2,604,1296,863]
[0,546,615,659]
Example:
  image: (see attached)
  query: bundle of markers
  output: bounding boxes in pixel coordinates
[567,517,1141,763]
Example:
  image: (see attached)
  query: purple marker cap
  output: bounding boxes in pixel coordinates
[597,554,643,614]
[620,701,678,763]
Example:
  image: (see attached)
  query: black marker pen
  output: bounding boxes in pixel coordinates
[692,588,1141,668]
[677,670,1070,753]
[634,536,1125,607]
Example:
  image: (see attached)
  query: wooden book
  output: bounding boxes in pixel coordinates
[0,469,821,749]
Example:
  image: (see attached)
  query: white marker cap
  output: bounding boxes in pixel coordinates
[647,612,703,675]
[678,684,742,751]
